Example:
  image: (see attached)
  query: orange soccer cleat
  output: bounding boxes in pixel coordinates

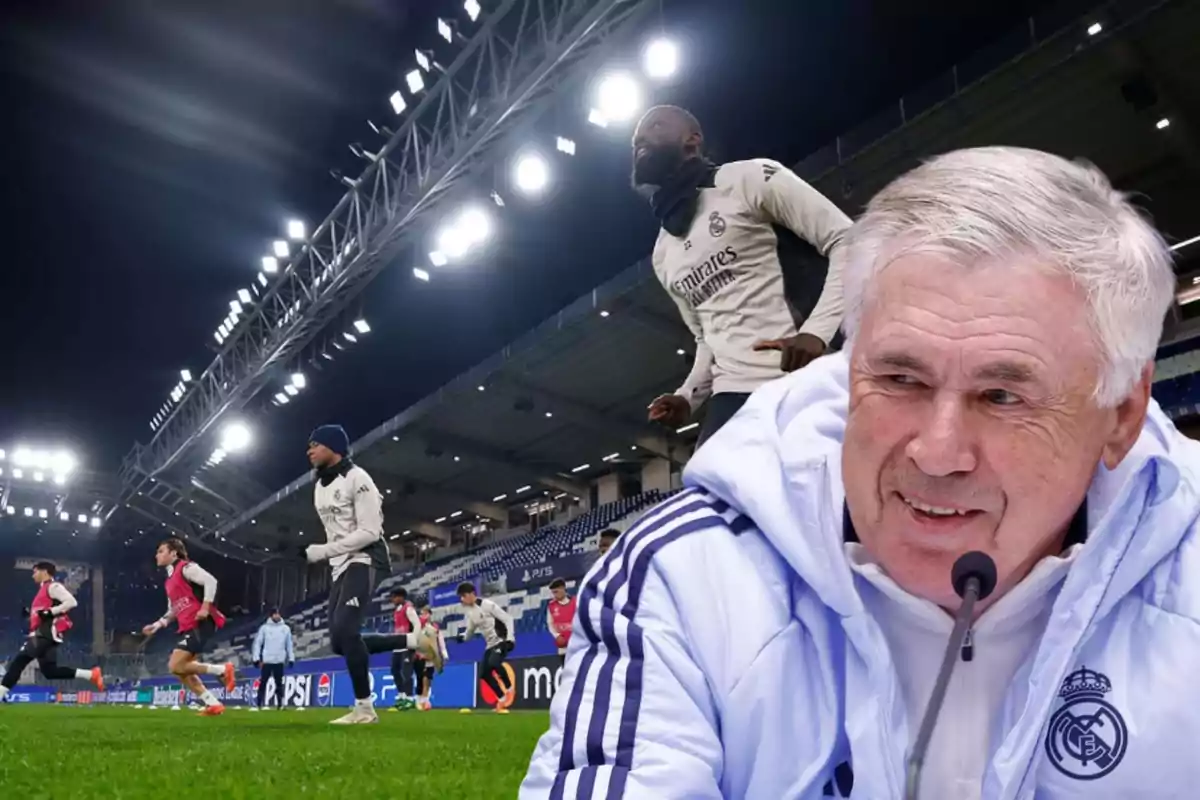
[199,703,226,717]
[221,663,236,693]
[89,667,106,692]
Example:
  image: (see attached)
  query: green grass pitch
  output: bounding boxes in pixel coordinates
[0,705,548,798]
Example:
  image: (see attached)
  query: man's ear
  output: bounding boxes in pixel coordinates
[1101,365,1152,470]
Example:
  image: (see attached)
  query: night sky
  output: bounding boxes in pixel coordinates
[0,0,1089,488]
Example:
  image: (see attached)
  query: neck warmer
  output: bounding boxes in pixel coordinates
[650,158,718,238]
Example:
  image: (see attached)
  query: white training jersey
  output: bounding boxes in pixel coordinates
[313,462,386,581]
[652,158,851,408]
[463,598,515,650]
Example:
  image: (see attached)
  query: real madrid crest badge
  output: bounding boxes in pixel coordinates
[1044,666,1128,780]
[708,211,726,238]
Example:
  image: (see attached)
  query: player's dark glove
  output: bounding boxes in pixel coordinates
[501,640,515,655]
[38,608,55,620]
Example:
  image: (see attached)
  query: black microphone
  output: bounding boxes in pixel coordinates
[904,551,997,800]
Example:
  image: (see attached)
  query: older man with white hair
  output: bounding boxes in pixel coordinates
[521,147,1196,799]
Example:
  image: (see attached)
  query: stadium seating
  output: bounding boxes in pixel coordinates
[199,490,673,666]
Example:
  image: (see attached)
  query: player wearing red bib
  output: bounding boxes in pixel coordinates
[389,587,421,710]
[412,605,447,711]
[0,561,105,703]
[141,539,236,716]
[546,578,577,670]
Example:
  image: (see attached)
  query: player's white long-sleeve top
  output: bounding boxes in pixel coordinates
[653,158,851,409]
[312,459,386,581]
[462,598,515,649]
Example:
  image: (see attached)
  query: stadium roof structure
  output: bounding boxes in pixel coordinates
[213,258,698,559]
[111,0,1200,563]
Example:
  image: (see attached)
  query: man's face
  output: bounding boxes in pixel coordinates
[551,586,566,602]
[271,612,282,623]
[391,595,404,608]
[307,442,336,469]
[631,107,697,188]
[842,255,1149,610]
[459,591,476,607]
[154,545,174,568]
[598,536,615,556]
[31,568,48,584]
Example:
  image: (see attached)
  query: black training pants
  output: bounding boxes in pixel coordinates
[257,662,285,708]
[328,564,412,701]
[696,392,751,448]
[2,636,79,688]
[479,642,514,702]
[391,649,414,698]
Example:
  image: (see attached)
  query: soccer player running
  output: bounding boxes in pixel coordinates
[456,582,516,714]
[635,105,852,446]
[304,424,443,725]
[412,605,447,711]
[545,578,576,670]
[0,561,105,703]
[388,587,422,711]
[141,539,236,716]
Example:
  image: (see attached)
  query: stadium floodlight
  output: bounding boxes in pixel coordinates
[51,451,76,476]
[272,240,290,259]
[33,471,44,482]
[261,256,279,274]
[219,421,252,453]
[643,38,679,79]
[257,272,269,288]
[0,449,4,461]
[437,18,453,44]
[428,250,449,267]
[437,225,470,259]
[596,72,642,124]
[237,289,252,304]
[37,508,47,519]
[493,493,507,502]
[90,517,101,529]
[24,508,33,517]
[450,510,463,518]
[59,511,70,522]
[555,136,576,155]
[413,267,431,282]
[1087,22,1103,36]
[12,468,22,479]
[291,372,307,390]
[1157,117,1171,130]
[12,448,34,467]
[284,383,299,397]
[406,69,425,94]
[274,392,290,405]
[389,91,407,115]
[545,411,553,418]
[343,331,359,344]
[587,109,609,128]
[180,369,193,382]
[514,154,549,195]
[353,318,371,334]
[78,514,87,524]
[458,207,491,245]
[230,300,244,315]
[435,516,447,523]
[53,473,65,486]
[516,485,532,493]
[415,49,432,73]
[464,0,481,22]
[677,422,699,433]
[287,219,306,240]
[603,452,621,462]
[599,309,610,317]
[5,506,14,516]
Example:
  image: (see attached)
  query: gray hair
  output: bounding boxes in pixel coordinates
[838,146,1176,407]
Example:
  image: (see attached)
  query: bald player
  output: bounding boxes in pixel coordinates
[634,105,851,445]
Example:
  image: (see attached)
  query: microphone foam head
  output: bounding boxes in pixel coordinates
[951,551,998,600]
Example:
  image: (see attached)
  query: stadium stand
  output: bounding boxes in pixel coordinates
[195,490,673,668]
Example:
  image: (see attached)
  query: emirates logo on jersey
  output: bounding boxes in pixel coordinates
[672,246,739,308]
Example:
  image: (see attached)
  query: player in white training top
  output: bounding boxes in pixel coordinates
[635,105,852,445]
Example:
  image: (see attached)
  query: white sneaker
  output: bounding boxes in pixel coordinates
[330,706,379,725]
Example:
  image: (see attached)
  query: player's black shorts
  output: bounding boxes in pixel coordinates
[17,635,58,661]
[419,661,436,683]
[173,618,218,655]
